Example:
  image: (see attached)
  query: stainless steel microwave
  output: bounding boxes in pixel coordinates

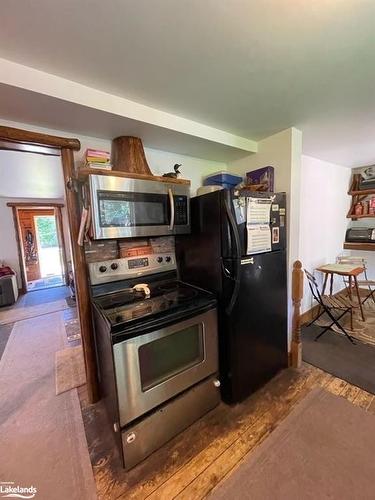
[89,174,190,239]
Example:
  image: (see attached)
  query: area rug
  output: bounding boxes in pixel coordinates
[0,298,69,325]
[209,388,375,500]
[0,312,96,500]
[312,299,375,347]
[0,323,13,361]
[65,295,77,308]
[302,325,375,394]
[65,317,81,342]
[55,345,86,395]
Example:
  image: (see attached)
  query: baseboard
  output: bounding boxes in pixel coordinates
[300,305,319,326]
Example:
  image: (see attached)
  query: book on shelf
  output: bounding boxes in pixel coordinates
[86,161,112,170]
[85,148,110,159]
[86,157,110,163]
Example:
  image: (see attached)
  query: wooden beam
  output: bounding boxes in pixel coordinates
[0,139,60,156]
[7,202,64,208]
[0,125,81,151]
[61,148,99,403]
[55,207,69,286]
[10,207,27,295]
[291,260,303,368]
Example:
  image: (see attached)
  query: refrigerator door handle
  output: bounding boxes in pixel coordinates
[224,197,241,314]
[221,261,235,280]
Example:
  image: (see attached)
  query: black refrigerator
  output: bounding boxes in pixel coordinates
[176,189,288,404]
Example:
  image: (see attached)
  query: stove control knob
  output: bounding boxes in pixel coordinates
[165,256,171,263]
[157,257,163,263]
[99,265,107,273]
[111,263,118,270]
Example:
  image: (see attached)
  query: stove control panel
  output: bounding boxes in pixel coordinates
[89,253,177,285]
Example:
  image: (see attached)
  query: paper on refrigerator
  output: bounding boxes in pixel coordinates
[246,197,272,254]
[247,197,272,224]
[246,224,272,254]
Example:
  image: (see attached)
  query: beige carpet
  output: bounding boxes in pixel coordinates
[0,311,96,500]
[0,298,69,325]
[210,388,375,500]
[56,345,86,395]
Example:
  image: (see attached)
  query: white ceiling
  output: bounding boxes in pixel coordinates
[1,0,375,167]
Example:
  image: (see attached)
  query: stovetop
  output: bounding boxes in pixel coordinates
[93,278,216,332]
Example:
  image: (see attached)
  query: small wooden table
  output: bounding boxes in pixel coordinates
[316,263,365,321]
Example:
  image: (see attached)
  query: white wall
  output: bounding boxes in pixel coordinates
[228,128,303,344]
[0,197,71,287]
[299,155,351,312]
[0,150,64,198]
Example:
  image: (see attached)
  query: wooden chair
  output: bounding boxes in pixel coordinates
[336,255,375,305]
[304,269,356,344]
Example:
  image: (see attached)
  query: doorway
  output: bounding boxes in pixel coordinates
[11,205,68,292]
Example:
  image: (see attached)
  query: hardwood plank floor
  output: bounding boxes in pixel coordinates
[79,363,375,500]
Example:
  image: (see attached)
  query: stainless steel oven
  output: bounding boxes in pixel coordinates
[89,174,190,239]
[113,308,218,426]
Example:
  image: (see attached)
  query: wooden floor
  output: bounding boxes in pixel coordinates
[79,363,375,500]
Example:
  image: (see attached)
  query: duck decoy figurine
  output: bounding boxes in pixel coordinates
[162,164,182,178]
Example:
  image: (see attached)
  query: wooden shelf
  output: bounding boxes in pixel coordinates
[343,242,375,251]
[348,189,375,196]
[346,213,375,219]
[76,168,191,185]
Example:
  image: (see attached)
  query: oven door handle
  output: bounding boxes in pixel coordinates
[168,188,175,231]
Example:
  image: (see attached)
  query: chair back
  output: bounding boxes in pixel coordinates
[304,269,323,305]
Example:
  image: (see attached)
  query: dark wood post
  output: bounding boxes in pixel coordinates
[61,148,99,403]
[291,260,303,368]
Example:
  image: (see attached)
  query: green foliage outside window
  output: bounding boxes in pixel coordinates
[35,216,58,248]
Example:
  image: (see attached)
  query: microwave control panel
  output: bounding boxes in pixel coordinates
[174,196,188,225]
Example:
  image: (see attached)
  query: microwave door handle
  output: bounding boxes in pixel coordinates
[168,188,175,231]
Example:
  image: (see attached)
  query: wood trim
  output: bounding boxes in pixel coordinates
[77,167,191,185]
[300,304,319,326]
[55,207,69,286]
[0,140,60,156]
[7,202,64,208]
[10,207,27,295]
[291,261,303,368]
[0,125,80,151]
[61,148,99,403]
[343,242,375,251]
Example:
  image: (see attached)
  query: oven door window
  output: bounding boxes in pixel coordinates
[138,324,204,392]
[97,190,169,227]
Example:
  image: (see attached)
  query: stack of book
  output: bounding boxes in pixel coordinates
[85,149,112,170]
